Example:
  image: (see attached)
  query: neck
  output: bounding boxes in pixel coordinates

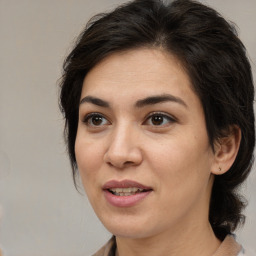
[115,221,220,256]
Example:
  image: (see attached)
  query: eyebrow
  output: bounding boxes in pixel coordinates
[79,94,187,108]
[135,94,188,108]
[80,96,110,107]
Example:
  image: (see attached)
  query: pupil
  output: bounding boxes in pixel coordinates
[152,116,163,125]
[92,116,102,125]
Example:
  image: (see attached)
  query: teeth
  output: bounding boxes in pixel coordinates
[109,187,144,196]
[110,188,144,193]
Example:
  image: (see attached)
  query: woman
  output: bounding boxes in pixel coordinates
[59,0,255,255]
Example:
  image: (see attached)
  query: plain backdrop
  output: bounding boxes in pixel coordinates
[0,0,255,255]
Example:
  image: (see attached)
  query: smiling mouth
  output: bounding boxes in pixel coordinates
[108,187,149,196]
[103,180,153,207]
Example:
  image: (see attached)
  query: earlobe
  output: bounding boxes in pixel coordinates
[211,125,241,175]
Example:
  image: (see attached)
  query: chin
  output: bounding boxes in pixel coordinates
[110,227,152,239]
[98,214,160,239]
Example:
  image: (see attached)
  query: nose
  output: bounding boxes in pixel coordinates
[103,124,143,169]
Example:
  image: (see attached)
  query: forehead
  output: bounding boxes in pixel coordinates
[81,48,197,104]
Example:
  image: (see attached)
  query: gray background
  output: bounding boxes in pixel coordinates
[0,0,255,255]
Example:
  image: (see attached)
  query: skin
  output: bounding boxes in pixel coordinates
[75,48,240,256]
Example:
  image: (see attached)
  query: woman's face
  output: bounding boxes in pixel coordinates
[75,48,217,239]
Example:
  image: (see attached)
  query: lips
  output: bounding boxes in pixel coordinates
[103,179,152,192]
[102,179,153,207]
[103,179,151,189]
[108,187,145,196]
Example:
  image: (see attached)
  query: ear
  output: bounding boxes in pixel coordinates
[211,125,241,175]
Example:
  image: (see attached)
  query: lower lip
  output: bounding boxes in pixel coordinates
[103,190,152,207]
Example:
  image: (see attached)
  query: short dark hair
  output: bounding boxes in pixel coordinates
[59,0,255,239]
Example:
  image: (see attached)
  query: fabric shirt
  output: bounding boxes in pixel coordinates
[92,235,248,256]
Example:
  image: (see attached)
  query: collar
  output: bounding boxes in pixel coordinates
[93,235,242,256]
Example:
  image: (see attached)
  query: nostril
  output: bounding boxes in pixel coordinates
[124,161,134,166]
[104,145,143,169]
[107,161,114,167]
[106,160,135,169]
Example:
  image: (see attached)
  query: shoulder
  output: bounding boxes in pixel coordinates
[239,248,256,256]
[219,235,256,256]
[92,236,116,256]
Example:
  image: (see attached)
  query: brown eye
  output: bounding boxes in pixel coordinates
[83,113,110,127]
[151,115,164,126]
[143,113,176,127]
[91,115,104,126]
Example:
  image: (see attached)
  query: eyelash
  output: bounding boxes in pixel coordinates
[82,112,110,127]
[82,112,176,128]
[143,112,176,127]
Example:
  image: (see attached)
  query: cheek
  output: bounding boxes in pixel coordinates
[74,136,104,186]
[147,134,213,195]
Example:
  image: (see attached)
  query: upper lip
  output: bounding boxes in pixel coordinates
[103,179,152,190]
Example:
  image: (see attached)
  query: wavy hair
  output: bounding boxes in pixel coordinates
[59,0,255,239]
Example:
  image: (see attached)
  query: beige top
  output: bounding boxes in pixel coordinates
[92,235,242,256]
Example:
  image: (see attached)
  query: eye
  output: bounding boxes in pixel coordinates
[83,113,110,127]
[144,112,176,127]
